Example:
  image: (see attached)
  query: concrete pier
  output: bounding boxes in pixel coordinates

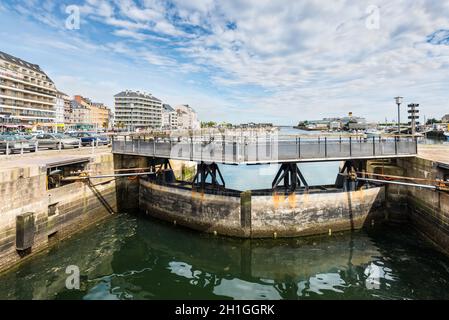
[0,148,117,273]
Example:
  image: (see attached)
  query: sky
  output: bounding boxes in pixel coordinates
[0,0,448,125]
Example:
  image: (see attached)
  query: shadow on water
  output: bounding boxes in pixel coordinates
[1,213,449,300]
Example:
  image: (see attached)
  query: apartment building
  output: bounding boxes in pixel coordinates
[72,95,111,130]
[63,94,73,125]
[175,104,200,130]
[114,90,162,131]
[162,104,178,130]
[0,51,57,131]
[54,91,70,132]
[69,100,91,126]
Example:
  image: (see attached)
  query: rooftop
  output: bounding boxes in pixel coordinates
[163,104,175,112]
[0,51,46,75]
[114,90,161,102]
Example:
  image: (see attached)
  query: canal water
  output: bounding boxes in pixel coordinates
[1,127,449,300]
[1,214,449,300]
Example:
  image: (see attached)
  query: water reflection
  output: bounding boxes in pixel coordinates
[1,214,449,300]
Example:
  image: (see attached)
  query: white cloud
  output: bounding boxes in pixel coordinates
[4,0,449,122]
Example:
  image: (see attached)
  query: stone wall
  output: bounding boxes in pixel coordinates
[396,157,449,254]
[139,180,244,237]
[250,187,385,237]
[0,153,117,273]
[139,180,385,238]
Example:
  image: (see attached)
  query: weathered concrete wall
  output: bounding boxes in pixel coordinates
[139,180,244,237]
[250,187,385,237]
[396,157,449,254]
[139,180,385,238]
[367,160,409,222]
[113,154,149,212]
[0,153,117,273]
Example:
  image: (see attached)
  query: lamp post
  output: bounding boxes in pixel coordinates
[394,96,403,135]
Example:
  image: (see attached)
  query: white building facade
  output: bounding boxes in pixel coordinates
[54,91,67,132]
[0,51,57,131]
[114,90,162,132]
[175,104,200,130]
[162,104,178,130]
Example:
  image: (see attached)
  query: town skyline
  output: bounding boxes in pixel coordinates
[1,1,448,124]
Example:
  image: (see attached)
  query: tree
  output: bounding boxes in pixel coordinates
[201,121,217,128]
[426,118,441,125]
[116,122,125,131]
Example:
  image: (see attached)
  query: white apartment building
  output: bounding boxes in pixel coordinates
[114,90,162,131]
[0,51,57,131]
[54,91,68,132]
[175,104,200,130]
[162,104,178,130]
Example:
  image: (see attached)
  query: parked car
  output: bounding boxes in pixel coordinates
[33,133,80,149]
[0,135,34,154]
[69,132,110,146]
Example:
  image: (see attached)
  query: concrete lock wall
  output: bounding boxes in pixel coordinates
[395,157,449,254]
[139,180,385,238]
[250,187,385,237]
[139,180,245,237]
[0,154,117,273]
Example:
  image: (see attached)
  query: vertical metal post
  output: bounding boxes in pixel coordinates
[395,136,398,155]
[372,136,375,156]
[324,137,327,158]
[153,137,156,156]
[222,134,225,163]
[256,135,259,162]
[415,136,418,154]
[298,137,301,159]
[20,142,24,155]
[59,140,62,151]
[190,136,193,161]
[35,140,39,153]
[349,137,352,157]
[6,141,9,156]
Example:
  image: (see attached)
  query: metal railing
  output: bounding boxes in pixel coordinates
[0,139,109,157]
[112,134,418,164]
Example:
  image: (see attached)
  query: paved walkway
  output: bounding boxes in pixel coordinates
[418,144,449,165]
[0,146,111,170]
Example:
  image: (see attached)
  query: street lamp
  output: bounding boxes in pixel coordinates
[394,96,403,135]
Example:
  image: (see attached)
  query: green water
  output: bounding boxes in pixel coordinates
[1,213,449,300]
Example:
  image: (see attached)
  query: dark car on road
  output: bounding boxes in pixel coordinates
[69,132,110,146]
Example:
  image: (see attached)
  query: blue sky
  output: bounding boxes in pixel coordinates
[0,0,448,124]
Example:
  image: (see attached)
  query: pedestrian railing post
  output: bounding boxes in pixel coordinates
[59,140,62,151]
[349,137,352,157]
[395,136,398,155]
[372,137,375,156]
[324,137,327,158]
[35,140,39,153]
[6,141,9,156]
[20,142,24,155]
[415,136,418,154]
